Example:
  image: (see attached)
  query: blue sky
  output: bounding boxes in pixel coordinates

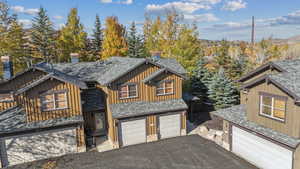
[7,0,300,41]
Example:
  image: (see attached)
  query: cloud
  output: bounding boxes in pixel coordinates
[53,15,63,20]
[146,2,211,14]
[11,6,39,15]
[18,19,32,27]
[270,10,300,26]
[222,0,246,11]
[100,0,133,4]
[184,13,219,22]
[100,0,112,3]
[186,0,221,5]
[209,22,251,31]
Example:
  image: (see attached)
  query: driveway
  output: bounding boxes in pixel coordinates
[9,135,257,169]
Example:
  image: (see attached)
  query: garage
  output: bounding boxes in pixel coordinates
[120,118,146,146]
[1,128,78,167]
[159,113,181,139]
[232,126,293,169]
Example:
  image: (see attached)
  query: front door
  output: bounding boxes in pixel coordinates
[94,112,106,136]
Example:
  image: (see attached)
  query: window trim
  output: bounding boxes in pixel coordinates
[259,92,287,122]
[156,80,174,96]
[118,83,138,100]
[40,90,69,112]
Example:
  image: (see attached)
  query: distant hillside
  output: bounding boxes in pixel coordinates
[272,35,300,45]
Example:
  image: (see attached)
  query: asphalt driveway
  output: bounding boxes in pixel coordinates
[9,135,257,169]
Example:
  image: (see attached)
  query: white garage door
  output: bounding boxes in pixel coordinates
[159,114,181,139]
[232,126,293,169]
[4,128,77,166]
[120,119,146,146]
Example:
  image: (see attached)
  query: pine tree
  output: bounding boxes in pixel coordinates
[91,14,103,58]
[208,68,238,110]
[127,22,146,58]
[31,7,55,62]
[191,57,212,102]
[57,8,87,62]
[102,16,127,59]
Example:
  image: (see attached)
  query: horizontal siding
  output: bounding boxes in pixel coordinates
[23,79,82,122]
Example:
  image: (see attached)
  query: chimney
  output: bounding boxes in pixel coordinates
[70,53,79,63]
[1,56,13,80]
[150,51,161,61]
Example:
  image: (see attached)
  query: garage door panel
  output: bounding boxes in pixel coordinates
[5,129,77,166]
[121,119,146,146]
[232,126,292,169]
[159,114,180,139]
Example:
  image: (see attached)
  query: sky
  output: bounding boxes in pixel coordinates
[7,0,300,41]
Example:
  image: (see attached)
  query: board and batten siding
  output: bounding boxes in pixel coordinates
[0,101,17,112]
[99,63,184,145]
[242,68,280,84]
[245,81,300,138]
[147,115,157,136]
[19,79,82,122]
[294,144,300,169]
[106,64,183,104]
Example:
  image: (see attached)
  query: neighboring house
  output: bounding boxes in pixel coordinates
[212,59,300,169]
[0,55,188,167]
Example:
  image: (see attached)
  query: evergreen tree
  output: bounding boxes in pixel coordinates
[102,16,127,59]
[127,22,146,58]
[230,54,252,80]
[208,68,238,110]
[91,14,103,58]
[57,8,87,62]
[190,57,212,102]
[31,7,55,62]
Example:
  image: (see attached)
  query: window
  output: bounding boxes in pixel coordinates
[0,93,13,102]
[41,91,68,111]
[119,83,138,99]
[260,92,286,121]
[156,80,174,96]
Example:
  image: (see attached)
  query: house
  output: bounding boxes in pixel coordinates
[0,54,188,167]
[212,59,300,169]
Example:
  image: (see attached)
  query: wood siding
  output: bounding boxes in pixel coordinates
[20,79,82,122]
[147,115,157,136]
[76,125,85,148]
[294,145,300,169]
[181,111,186,130]
[106,64,183,104]
[245,82,300,138]
[243,68,280,84]
[100,63,184,145]
[0,101,16,112]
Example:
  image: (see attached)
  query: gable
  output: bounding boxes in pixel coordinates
[0,69,46,92]
[238,63,282,84]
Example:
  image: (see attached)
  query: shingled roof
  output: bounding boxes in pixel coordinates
[211,104,300,148]
[0,106,83,135]
[110,99,188,119]
[50,57,187,86]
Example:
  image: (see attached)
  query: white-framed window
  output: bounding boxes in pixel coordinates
[0,93,13,102]
[41,91,68,111]
[156,80,174,96]
[260,93,286,121]
[119,83,138,99]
